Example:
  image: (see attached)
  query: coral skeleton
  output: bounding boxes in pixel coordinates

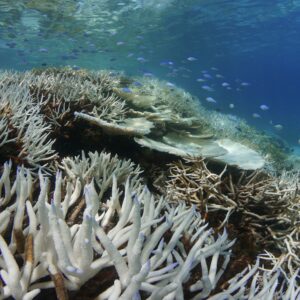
[165,158,300,241]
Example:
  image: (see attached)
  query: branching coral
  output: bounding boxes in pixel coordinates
[165,158,235,228]
[0,157,235,299]
[0,80,57,171]
[0,68,134,170]
[164,157,300,280]
[210,258,300,299]
[0,156,298,299]
[225,169,300,246]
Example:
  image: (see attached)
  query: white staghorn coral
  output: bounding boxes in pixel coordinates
[0,81,57,171]
[60,150,142,189]
[0,117,14,148]
[0,157,234,299]
[26,68,126,124]
[0,69,131,171]
[209,259,300,299]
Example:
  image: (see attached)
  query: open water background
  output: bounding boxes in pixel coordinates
[0,0,299,148]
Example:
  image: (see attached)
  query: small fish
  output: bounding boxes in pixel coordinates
[203,73,212,79]
[137,57,147,63]
[127,52,134,57]
[39,48,48,53]
[201,85,214,92]
[206,97,217,103]
[187,56,197,61]
[241,82,250,86]
[133,81,143,86]
[196,78,205,82]
[260,104,269,111]
[274,124,283,130]
[166,82,175,87]
[229,103,235,109]
[222,82,230,87]
[116,41,124,46]
[216,74,224,78]
[122,87,132,93]
[252,113,261,118]
[161,60,174,66]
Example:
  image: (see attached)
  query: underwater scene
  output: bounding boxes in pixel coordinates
[0,0,300,299]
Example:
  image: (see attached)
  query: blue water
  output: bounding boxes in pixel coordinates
[1,0,300,146]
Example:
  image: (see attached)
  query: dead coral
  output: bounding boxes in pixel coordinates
[165,158,235,229]
[164,158,300,270]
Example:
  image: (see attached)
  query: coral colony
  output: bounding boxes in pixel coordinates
[0,67,299,299]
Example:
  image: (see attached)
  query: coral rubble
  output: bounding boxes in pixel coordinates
[0,68,299,299]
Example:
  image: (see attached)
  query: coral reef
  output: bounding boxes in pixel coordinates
[0,67,291,171]
[0,67,299,299]
[0,157,234,299]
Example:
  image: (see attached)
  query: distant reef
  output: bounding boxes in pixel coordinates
[0,67,299,299]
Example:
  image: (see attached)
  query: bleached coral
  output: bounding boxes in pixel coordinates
[1,156,298,299]
[0,67,298,299]
[210,259,300,299]
[0,117,13,148]
[0,69,131,171]
[0,156,234,299]
[0,79,57,171]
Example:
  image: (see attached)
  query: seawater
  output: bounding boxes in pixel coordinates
[0,0,299,149]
